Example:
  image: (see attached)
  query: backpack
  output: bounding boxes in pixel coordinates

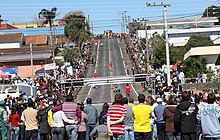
[47,109,53,128]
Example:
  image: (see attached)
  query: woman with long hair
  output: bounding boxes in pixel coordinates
[98,103,109,125]
[78,103,88,140]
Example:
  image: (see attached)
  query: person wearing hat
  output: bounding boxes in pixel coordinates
[0,100,8,140]
[37,101,51,140]
[154,98,166,140]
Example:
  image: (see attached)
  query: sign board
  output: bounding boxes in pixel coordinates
[67,66,73,75]
[44,63,56,70]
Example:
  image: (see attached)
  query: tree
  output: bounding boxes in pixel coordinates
[128,20,145,34]
[183,34,214,77]
[203,6,220,24]
[182,57,207,78]
[0,15,3,24]
[185,34,214,51]
[38,7,57,62]
[150,34,186,68]
[59,47,80,64]
[64,11,90,53]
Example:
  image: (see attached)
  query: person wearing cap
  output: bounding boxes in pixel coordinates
[132,94,152,140]
[0,100,8,140]
[84,98,98,140]
[154,98,166,140]
[37,101,51,140]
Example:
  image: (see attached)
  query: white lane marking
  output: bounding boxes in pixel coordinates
[119,40,138,97]
[120,47,123,59]
[84,87,92,104]
[84,40,101,103]
[123,61,127,75]
[131,84,139,97]
[95,41,100,68]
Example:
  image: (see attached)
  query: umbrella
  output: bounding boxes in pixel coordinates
[0,72,9,78]
[1,68,16,75]
[35,68,54,75]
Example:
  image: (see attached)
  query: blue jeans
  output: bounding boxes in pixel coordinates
[151,124,157,140]
[19,125,25,140]
[86,124,96,140]
[112,134,125,140]
[124,126,134,140]
[51,127,65,140]
[166,132,181,140]
[10,126,19,140]
[65,125,78,140]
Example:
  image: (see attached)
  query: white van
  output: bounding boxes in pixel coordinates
[0,84,36,101]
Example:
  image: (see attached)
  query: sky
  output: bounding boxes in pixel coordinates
[0,0,219,34]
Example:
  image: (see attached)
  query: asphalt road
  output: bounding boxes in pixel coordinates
[77,38,139,105]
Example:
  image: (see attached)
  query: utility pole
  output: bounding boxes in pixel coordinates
[121,12,125,33]
[30,43,34,96]
[147,2,171,87]
[124,11,127,33]
[91,22,94,35]
[206,0,209,17]
[120,11,128,33]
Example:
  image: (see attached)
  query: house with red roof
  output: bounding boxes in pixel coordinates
[0,33,53,78]
[0,24,17,30]
[0,33,23,49]
[24,34,48,45]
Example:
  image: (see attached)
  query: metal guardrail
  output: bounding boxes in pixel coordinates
[61,74,150,87]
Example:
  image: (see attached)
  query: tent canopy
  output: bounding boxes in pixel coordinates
[0,72,9,78]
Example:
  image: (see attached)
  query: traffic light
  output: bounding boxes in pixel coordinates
[134,75,147,82]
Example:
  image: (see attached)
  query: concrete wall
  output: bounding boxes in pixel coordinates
[18,65,42,78]
[0,43,20,49]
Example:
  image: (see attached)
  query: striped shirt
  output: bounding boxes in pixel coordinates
[107,104,127,134]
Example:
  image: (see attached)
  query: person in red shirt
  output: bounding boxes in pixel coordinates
[9,107,20,140]
[109,62,113,69]
[93,72,97,78]
[107,93,127,139]
[125,84,131,99]
[93,72,98,88]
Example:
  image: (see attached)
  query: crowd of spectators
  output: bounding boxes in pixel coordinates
[0,87,219,140]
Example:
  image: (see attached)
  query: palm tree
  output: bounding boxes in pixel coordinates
[0,15,4,25]
[38,7,57,63]
[59,47,80,64]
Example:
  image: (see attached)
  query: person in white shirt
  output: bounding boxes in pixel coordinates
[51,99,76,140]
[179,71,185,84]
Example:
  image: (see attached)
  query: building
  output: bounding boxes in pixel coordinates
[0,33,53,78]
[184,45,220,70]
[0,24,17,30]
[137,17,220,46]
[0,26,64,36]
[0,33,23,49]
[12,20,62,29]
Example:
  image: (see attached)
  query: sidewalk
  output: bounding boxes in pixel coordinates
[76,43,97,102]
[120,39,150,98]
